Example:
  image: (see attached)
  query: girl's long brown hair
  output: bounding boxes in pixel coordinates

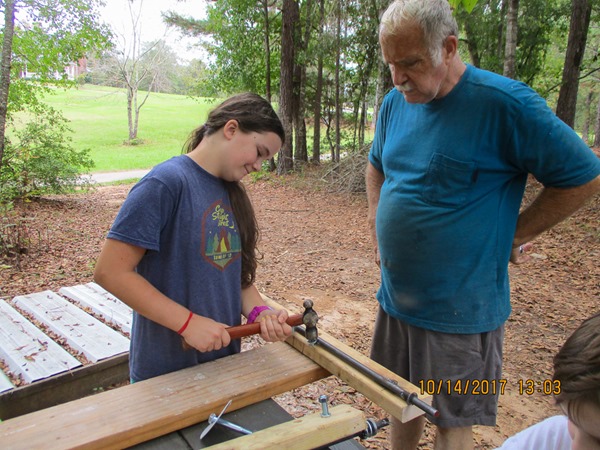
[184,93,285,288]
[553,312,600,425]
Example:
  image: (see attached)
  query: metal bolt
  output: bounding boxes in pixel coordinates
[207,413,253,435]
[319,394,331,418]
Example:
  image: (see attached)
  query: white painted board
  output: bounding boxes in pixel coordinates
[59,282,132,335]
[11,291,130,363]
[0,368,14,393]
[0,299,81,383]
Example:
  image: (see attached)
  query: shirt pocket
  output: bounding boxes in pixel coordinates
[422,153,477,208]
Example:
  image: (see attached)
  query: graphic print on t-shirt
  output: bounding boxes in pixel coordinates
[202,200,241,270]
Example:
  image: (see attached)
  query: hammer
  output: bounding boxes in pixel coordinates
[182,299,319,350]
[227,299,319,344]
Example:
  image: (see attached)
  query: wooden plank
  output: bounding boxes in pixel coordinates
[59,283,133,335]
[0,342,329,449]
[286,330,432,423]
[206,405,365,450]
[0,353,129,420]
[11,290,130,363]
[0,370,13,393]
[0,299,81,383]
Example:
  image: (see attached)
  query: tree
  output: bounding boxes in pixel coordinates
[0,0,16,169]
[278,0,297,174]
[111,0,170,142]
[0,0,111,198]
[449,0,479,13]
[311,0,325,164]
[165,0,589,174]
[555,0,592,128]
[166,0,281,98]
[333,0,341,163]
[456,0,561,86]
[503,0,518,78]
[581,90,594,144]
[595,93,600,147]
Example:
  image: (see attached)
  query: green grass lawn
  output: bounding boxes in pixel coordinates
[41,85,375,174]
[43,85,220,172]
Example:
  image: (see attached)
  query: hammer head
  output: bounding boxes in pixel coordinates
[302,299,319,344]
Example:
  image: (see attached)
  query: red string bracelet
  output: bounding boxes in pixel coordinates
[177,311,193,335]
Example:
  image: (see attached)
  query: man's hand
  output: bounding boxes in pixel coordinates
[510,242,533,265]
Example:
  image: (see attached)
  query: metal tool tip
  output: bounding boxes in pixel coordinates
[303,299,314,308]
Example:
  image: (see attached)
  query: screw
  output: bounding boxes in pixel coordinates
[319,394,331,418]
[207,413,253,435]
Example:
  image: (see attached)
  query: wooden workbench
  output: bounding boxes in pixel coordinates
[0,342,329,449]
[0,285,431,449]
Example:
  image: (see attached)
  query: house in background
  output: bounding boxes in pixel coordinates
[19,58,88,81]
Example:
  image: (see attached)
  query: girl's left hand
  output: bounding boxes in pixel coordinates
[257,308,293,341]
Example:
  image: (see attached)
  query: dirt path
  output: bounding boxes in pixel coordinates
[0,171,598,449]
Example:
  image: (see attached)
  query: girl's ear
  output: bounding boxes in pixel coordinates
[223,119,239,140]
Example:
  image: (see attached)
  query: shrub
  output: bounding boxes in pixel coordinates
[0,107,95,202]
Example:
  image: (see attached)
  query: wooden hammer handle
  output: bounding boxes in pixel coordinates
[227,313,304,340]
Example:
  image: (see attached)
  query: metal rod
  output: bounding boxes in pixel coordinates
[314,417,390,449]
[295,327,440,417]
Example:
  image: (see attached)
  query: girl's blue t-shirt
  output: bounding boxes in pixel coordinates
[369,65,600,334]
[108,155,242,381]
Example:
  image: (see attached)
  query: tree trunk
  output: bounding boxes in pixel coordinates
[359,98,367,148]
[262,0,271,102]
[555,0,592,128]
[581,90,593,144]
[293,0,313,164]
[373,58,392,129]
[267,1,276,176]
[278,0,297,174]
[311,0,325,164]
[0,0,16,169]
[127,87,135,140]
[293,63,307,163]
[462,17,481,67]
[334,0,342,163]
[594,92,600,148]
[496,0,507,61]
[503,0,519,79]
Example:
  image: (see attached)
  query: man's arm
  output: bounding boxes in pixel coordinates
[366,161,385,265]
[512,175,600,249]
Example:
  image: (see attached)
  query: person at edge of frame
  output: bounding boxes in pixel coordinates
[495,312,600,450]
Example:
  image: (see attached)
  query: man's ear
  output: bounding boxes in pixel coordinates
[223,119,239,140]
[443,35,458,62]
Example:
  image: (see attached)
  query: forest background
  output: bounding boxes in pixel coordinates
[0,0,599,199]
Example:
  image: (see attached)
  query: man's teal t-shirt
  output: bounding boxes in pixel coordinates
[369,65,600,334]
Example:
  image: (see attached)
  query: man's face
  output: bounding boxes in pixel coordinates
[380,22,453,104]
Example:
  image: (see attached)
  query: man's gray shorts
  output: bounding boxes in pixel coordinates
[370,307,504,428]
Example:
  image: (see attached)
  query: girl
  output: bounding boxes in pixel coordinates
[94,93,292,382]
[496,312,600,450]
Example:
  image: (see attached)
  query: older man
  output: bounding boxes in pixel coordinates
[366,1,600,449]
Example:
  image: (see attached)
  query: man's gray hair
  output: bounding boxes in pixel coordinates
[380,0,458,66]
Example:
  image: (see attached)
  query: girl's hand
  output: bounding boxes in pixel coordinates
[257,308,293,342]
[181,314,231,352]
